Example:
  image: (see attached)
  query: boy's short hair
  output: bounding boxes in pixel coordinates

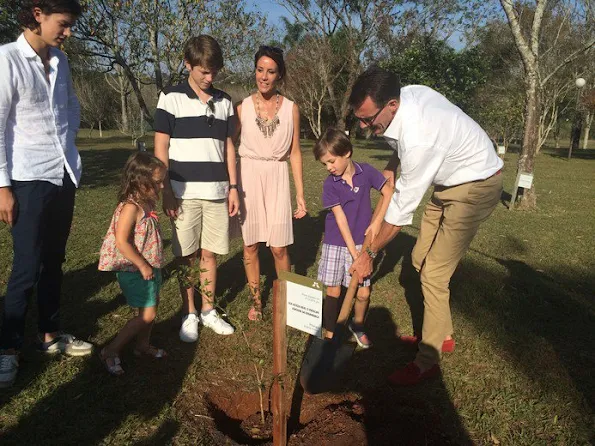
[18,0,82,30]
[313,128,353,161]
[184,35,224,71]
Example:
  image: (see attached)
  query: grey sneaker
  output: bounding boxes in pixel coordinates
[39,333,93,356]
[201,310,234,335]
[0,353,19,388]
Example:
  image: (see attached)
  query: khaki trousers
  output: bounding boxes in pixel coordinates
[411,172,503,368]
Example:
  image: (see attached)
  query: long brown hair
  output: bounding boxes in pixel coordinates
[118,152,166,208]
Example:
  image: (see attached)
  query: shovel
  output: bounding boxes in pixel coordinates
[299,271,360,394]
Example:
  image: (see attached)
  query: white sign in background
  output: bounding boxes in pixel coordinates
[285,280,323,338]
[518,173,534,189]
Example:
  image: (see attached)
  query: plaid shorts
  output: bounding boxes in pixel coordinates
[317,243,371,287]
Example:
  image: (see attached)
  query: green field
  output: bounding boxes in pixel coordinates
[0,132,593,444]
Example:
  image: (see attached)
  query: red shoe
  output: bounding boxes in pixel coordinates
[388,362,440,386]
[441,338,455,353]
[399,335,456,353]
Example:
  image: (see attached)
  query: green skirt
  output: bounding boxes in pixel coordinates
[116,268,162,308]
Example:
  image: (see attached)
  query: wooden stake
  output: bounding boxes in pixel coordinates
[272,280,288,446]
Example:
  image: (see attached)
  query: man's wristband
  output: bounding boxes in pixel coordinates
[365,247,377,259]
[229,184,238,190]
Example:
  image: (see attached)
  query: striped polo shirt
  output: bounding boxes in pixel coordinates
[154,80,236,200]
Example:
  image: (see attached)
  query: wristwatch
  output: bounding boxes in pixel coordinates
[229,184,238,190]
[365,247,377,259]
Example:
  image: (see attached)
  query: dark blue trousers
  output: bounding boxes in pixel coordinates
[0,173,76,350]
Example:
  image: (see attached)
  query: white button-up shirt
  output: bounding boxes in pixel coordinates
[0,34,81,188]
[383,85,503,227]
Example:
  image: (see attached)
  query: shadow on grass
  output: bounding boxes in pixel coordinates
[290,212,325,277]
[0,258,199,445]
[288,230,594,443]
[289,304,473,444]
[546,148,595,160]
[453,254,595,413]
[79,147,135,190]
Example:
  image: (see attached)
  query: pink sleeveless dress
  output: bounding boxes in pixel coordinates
[238,95,294,247]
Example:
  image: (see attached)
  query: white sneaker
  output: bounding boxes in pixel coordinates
[179,313,199,342]
[0,353,19,388]
[200,310,235,335]
[38,333,94,356]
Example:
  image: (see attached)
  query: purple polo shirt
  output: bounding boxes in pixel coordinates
[322,162,387,247]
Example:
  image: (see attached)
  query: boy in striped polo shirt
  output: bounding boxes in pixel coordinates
[154,35,239,339]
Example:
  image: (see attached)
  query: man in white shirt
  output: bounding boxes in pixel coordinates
[349,66,503,385]
[0,0,93,389]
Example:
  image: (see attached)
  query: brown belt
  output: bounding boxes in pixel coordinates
[435,169,502,191]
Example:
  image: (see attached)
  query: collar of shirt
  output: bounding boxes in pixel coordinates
[182,79,222,102]
[331,161,363,182]
[383,95,405,144]
[16,33,60,68]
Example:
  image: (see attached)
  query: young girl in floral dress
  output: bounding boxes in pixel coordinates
[98,152,167,375]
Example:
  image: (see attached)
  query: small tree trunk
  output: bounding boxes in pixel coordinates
[99,120,103,138]
[516,73,539,209]
[119,75,129,133]
[582,111,592,150]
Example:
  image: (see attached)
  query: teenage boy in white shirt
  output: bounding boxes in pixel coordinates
[349,66,503,386]
[0,0,93,389]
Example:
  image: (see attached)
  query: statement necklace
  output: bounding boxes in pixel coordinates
[255,92,280,138]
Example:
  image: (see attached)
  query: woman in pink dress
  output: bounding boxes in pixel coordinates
[236,46,307,320]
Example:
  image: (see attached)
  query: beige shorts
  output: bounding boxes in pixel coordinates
[171,198,230,257]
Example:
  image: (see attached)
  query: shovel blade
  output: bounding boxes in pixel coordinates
[299,333,356,394]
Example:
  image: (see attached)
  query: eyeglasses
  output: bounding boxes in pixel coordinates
[356,103,386,127]
[206,99,215,127]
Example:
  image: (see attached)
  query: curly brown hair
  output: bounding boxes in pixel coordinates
[18,0,82,30]
[118,152,166,208]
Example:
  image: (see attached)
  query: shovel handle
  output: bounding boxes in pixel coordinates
[336,270,360,325]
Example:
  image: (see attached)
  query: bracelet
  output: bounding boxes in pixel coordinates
[229,184,238,190]
[365,247,377,259]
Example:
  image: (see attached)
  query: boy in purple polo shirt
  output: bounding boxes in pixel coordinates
[313,128,393,348]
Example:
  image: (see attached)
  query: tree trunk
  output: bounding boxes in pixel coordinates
[115,53,154,127]
[150,27,163,92]
[119,74,129,133]
[99,120,103,138]
[517,73,539,209]
[326,83,340,127]
[582,111,592,150]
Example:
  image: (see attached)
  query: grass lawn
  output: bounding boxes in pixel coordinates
[0,131,593,445]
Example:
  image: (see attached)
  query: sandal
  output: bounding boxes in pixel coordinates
[100,348,124,376]
[133,345,167,358]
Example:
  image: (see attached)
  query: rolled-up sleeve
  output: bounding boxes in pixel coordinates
[0,53,14,187]
[384,145,446,227]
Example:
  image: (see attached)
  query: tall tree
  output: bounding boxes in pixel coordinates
[499,0,594,209]
[285,36,345,138]
[278,0,492,129]
[0,0,19,44]
[381,35,489,112]
[76,0,267,127]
